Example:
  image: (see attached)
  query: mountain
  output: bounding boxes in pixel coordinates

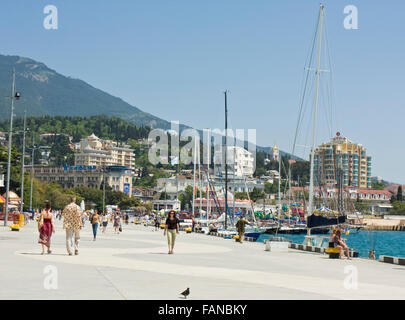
[0,54,172,129]
[0,54,298,158]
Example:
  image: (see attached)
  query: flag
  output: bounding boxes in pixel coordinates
[171,157,179,166]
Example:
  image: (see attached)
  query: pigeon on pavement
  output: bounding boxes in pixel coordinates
[180,287,190,299]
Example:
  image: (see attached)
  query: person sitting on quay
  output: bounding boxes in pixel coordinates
[334,229,351,260]
[328,228,337,248]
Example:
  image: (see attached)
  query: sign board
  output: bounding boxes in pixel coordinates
[124,183,130,195]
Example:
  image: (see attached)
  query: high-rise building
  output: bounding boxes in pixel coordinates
[314,133,372,189]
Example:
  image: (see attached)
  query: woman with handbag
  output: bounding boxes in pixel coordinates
[38,201,55,255]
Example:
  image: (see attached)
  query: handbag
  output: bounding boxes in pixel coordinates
[119,225,122,232]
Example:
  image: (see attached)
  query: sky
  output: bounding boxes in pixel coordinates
[0,0,404,183]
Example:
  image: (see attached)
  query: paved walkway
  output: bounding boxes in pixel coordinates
[1,219,405,300]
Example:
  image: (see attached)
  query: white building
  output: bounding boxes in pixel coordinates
[157,174,264,200]
[267,145,280,162]
[74,134,135,170]
[214,146,255,178]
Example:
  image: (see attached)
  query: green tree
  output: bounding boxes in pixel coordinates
[397,185,403,202]
[249,187,264,202]
[390,201,405,215]
[234,192,248,200]
[179,186,194,210]
[264,182,278,194]
[118,197,140,210]
[372,181,387,190]
[354,202,369,214]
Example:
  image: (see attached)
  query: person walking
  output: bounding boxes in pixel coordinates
[235,215,250,244]
[101,213,108,233]
[113,212,121,234]
[154,214,161,231]
[38,201,55,255]
[164,210,179,254]
[124,212,129,225]
[62,197,82,256]
[90,209,100,241]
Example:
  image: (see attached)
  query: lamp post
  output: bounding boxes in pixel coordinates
[19,110,27,215]
[29,133,37,211]
[102,169,106,214]
[4,69,21,226]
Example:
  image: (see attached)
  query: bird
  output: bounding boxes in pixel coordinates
[180,287,190,299]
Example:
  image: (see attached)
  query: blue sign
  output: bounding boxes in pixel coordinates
[66,165,97,171]
[124,183,130,195]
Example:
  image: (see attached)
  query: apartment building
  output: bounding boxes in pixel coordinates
[27,165,133,196]
[74,134,135,170]
[214,146,255,178]
[314,132,372,188]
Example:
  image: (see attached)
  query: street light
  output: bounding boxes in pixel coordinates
[102,167,108,214]
[4,69,21,226]
[19,110,28,215]
[29,133,38,212]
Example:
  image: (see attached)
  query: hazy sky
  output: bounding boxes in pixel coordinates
[0,0,404,183]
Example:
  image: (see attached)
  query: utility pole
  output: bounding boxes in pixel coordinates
[29,133,35,211]
[102,169,106,214]
[4,69,20,226]
[19,110,27,214]
[192,139,196,217]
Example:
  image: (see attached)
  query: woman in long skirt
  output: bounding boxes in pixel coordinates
[38,202,55,255]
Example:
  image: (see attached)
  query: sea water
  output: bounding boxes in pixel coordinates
[257,230,405,259]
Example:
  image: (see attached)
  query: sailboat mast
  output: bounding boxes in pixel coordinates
[192,139,196,216]
[224,90,228,230]
[199,147,202,216]
[308,4,325,220]
[278,149,281,221]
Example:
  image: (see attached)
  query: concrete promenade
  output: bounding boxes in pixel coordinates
[1,219,405,300]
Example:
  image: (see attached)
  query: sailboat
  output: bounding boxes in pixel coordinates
[291,4,346,233]
[214,91,267,239]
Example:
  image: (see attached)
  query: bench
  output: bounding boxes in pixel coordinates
[10,224,20,231]
[325,247,341,259]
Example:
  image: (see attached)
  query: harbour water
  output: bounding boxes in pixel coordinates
[257,230,405,259]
